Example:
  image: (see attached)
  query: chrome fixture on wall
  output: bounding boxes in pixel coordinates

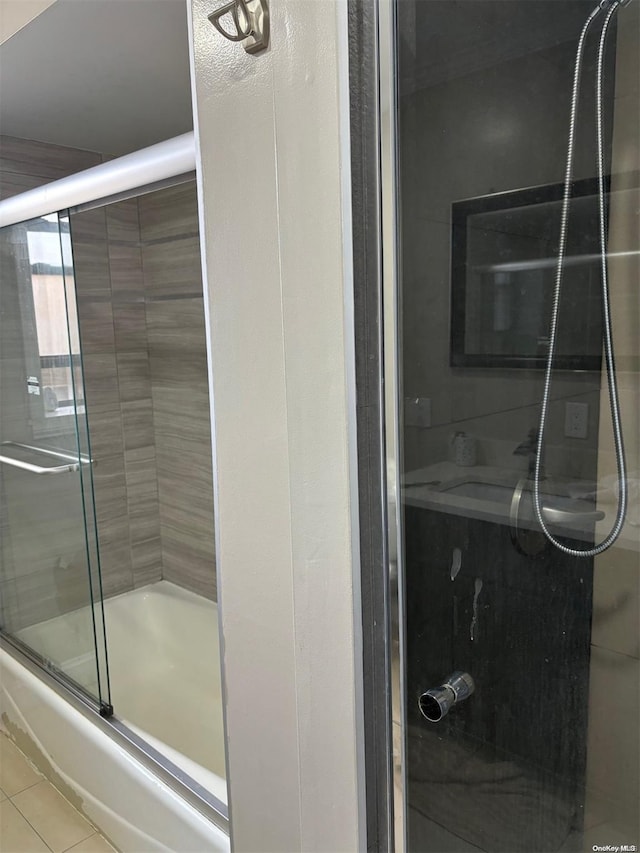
[418,672,475,723]
[208,0,269,54]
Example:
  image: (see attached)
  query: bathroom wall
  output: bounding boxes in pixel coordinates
[71,199,162,598]
[139,184,216,600]
[0,136,216,625]
[189,0,364,847]
[398,28,609,479]
[73,181,216,601]
[0,136,109,628]
[587,1,640,838]
[0,135,101,200]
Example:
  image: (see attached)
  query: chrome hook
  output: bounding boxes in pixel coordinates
[208,0,269,54]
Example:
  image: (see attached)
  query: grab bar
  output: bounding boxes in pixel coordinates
[0,455,77,475]
[541,504,605,526]
[2,441,93,464]
[510,477,605,528]
[0,441,93,475]
[509,476,605,555]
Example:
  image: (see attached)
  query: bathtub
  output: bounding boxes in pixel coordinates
[0,581,230,852]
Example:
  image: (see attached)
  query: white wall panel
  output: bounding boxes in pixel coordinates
[188,0,364,849]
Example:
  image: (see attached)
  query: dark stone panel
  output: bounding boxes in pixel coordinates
[404,505,593,853]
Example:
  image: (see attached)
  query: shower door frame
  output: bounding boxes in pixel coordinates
[377,0,409,849]
[0,211,113,719]
[345,0,407,847]
[0,135,229,836]
[373,1,632,850]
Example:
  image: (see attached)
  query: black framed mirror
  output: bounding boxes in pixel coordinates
[450,177,607,370]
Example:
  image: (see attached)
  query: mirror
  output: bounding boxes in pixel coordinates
[450,177,607,370]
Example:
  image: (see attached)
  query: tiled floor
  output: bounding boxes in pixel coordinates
[0,733,116,853]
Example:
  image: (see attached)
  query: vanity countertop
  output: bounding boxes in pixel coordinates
[402,462,639,553]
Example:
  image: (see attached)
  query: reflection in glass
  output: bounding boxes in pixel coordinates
[0,176,226,805]
[395,0,639,850]
[451,180,605,369]
[0,214,111,710]
[27,215,84,416]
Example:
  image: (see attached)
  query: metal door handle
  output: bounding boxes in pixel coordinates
[0,455,77,474]
[0,441,92,475]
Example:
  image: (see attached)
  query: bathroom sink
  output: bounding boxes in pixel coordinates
[440,481,514,503]
[438,478,605,527]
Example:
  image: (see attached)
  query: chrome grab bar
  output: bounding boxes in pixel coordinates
[541,503,605,526]
[510,476,605,555]
[0,441,93,475]
[510,476,605,528]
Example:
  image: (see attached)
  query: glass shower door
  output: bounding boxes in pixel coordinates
[391,0,639,850]
[0,212,111,714]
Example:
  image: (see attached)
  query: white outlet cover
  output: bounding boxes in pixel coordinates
[564,401,588,439]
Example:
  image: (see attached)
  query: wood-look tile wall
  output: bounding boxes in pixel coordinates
[139,184,216,601]
[0,135,101,201]
[0,136,109,629]
[71,200,162,597]
[0,136,216,629]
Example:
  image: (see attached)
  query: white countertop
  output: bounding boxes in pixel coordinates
[402,462,639,553]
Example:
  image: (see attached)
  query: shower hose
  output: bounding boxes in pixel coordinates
[533,0,630,557]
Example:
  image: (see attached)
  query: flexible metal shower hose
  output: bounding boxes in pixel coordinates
[533,0,628,557]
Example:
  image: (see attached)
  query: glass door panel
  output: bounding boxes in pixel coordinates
[393,0,639,850]
[0,213,111,713]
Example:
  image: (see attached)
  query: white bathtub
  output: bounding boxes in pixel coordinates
[0,581,230,852]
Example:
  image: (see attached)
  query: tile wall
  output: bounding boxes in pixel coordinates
[139,184,216,600]
[0,136,216,632]
[0,138,106,629]
[71,201,162,598]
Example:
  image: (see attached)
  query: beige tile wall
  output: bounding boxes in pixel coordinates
[0,137,216,631]
[0,135,101,200]
[139,184,216,601]
[71,201,162,598]
[0,137,110,629]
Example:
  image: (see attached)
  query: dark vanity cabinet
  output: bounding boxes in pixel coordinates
[403,505,594,853]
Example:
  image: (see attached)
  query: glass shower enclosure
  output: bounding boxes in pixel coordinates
[0,211,111,715]
[384,0,639,850]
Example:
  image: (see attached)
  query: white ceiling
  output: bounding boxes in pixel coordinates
[0,0,194,156]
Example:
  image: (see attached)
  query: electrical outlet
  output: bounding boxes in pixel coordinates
[404,397,431,428]
[564,401,589,439]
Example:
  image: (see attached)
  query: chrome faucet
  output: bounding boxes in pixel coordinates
[513,428,544,478]
[418,672,475,723]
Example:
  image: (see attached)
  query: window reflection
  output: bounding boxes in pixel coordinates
[26,217,83,417]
